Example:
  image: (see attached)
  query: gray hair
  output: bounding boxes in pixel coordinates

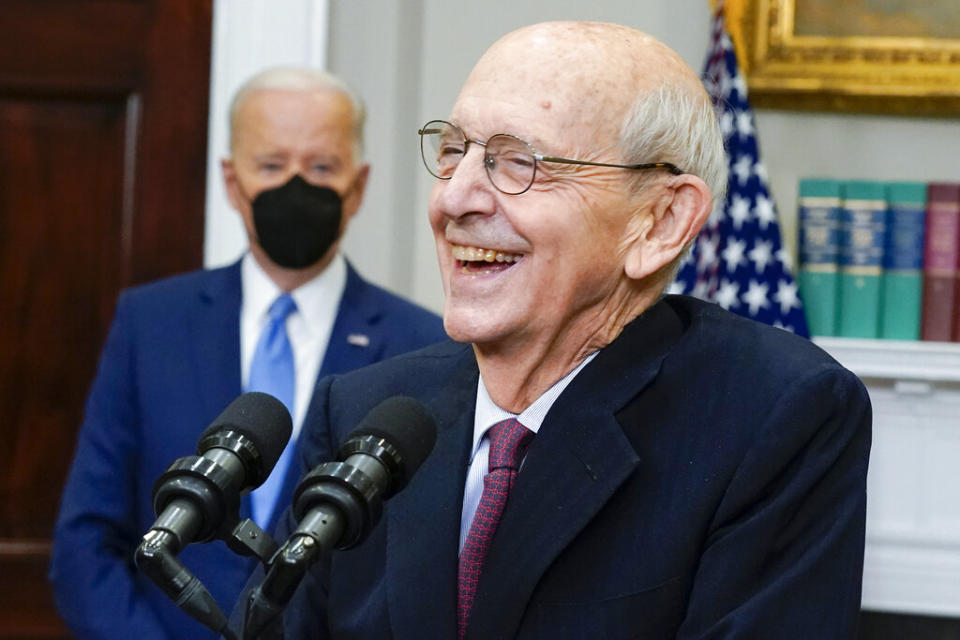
[228,66,367,158]
[619,82,727,208]
[618,82,727,285]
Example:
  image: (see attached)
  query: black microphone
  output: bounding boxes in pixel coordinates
[243,395,437,638]
[136,392,292,637]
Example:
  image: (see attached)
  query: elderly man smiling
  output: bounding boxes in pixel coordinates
[239,21,871,639]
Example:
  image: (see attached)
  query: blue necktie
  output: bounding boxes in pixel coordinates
[247,293,297,528]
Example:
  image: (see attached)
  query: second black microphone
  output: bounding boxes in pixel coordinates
[243,395,437,638]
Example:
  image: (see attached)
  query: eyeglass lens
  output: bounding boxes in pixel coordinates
[420,121,536,195]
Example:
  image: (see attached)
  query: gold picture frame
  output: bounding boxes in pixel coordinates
[723,0,960,117]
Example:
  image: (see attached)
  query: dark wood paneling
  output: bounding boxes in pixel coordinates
[0,97,129,538]
[0,1,212,636]
[0,4,146,92]
[0,546,67,638]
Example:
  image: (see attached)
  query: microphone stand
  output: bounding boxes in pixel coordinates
[243,456,383,640]
[137,524,236,639]
[136,469,282,638]
[239,399,437,639]
[137,511,281,640]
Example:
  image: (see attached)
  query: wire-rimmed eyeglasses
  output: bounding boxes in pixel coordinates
[418,119,684,196]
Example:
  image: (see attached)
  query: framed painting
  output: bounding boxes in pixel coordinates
[723,0,960,117]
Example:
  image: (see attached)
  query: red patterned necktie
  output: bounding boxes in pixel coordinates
[457,418,534,639]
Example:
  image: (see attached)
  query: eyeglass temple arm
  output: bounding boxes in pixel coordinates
[536,155,683,175]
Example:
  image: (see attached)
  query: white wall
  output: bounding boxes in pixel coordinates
[208,0,960,317]
[204,0,330,268]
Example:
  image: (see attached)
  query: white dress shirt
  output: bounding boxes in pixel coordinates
[459,351,598,551]
[240,252,346,438]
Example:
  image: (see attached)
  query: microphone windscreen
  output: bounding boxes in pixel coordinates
[349,396,437,485]
[200,392,293,472]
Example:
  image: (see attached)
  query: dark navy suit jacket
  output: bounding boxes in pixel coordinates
[238,295,871,640]
[50,260,446,640]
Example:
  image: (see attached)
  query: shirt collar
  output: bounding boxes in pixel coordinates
[241,252,347,336]
[470,351,598,462]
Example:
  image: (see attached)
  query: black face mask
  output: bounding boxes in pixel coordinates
[251,174,343,269]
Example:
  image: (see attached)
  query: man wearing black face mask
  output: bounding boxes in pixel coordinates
[49,67,446,640]
[249,175,347,270]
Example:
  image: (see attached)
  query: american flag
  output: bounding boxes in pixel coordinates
[669,2,810,338]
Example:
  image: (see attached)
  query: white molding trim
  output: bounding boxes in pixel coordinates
[819,337,960,617]
[863,537,960,617]
[203,0,330,268]
[814,337,960,384]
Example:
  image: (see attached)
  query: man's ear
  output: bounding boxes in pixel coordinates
[220,157,245,213]
[343,163,371,222]
[623,174,713,281]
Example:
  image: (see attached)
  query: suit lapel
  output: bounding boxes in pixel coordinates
[317,262,387,380]
[193,262,243,427]
[387,348,478,640]
[292,266,389,528]
[467,300,685,639]
[192,262,247,518]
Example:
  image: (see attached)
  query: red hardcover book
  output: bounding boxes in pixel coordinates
[921,182,960,342]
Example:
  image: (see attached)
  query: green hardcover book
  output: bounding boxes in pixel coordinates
[838,180,887,338]
[880,182,926,340]
[797,179,843,336]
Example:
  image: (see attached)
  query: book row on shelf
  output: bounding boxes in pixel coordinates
[797,179,960,343]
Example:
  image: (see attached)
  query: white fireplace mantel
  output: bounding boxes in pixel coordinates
[816,337,960,617]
